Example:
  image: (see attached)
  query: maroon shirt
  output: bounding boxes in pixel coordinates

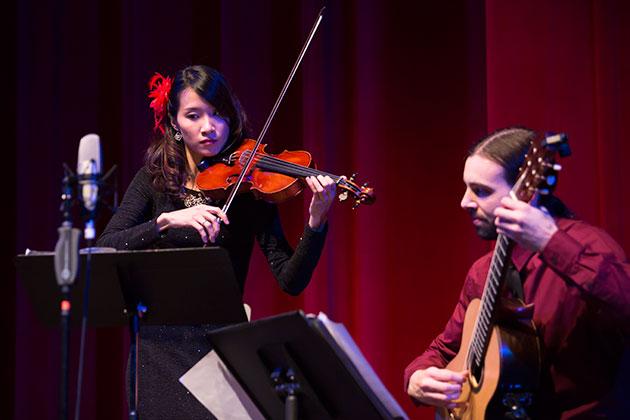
[404,218,630,418]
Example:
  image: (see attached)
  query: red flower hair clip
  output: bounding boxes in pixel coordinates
[148,72,173,135]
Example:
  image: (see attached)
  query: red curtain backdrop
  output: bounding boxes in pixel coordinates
[9,1,630,419]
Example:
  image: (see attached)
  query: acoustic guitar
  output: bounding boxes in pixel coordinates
[436,133,570,419]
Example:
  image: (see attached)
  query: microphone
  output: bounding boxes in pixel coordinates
[77,133,102,240]
[54,225,81,288]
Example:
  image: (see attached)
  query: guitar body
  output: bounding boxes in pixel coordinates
[436,299,541,420]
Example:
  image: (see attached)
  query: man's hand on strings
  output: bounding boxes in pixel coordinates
[407,367,468,409]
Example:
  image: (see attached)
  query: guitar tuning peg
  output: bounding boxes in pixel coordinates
[338,191,348,202]
[349,173,358,182]
[362,182,369,188]
[553,164,562,171]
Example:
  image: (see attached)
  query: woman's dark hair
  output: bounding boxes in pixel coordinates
[145,65,249,196]
[469,127,574,218]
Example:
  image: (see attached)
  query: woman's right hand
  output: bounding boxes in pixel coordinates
[407,367,468,408]
[156,205,229,244]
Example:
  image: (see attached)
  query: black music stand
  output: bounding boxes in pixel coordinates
[207,311,408,420]
[15,247,248,419]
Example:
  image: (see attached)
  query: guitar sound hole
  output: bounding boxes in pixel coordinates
[471,363,484,387]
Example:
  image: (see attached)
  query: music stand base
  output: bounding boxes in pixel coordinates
[128,303,146,420]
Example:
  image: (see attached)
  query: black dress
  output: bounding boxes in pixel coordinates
[97,167,327,419]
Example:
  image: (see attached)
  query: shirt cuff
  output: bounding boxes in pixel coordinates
[305,221,328,234]
[540,229,584,275]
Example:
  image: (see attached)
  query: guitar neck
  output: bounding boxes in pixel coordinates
[466,234,514,371]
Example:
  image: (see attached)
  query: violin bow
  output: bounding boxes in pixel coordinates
[220,7,326,216]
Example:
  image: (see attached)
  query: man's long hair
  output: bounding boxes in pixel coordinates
[470,127,574,218]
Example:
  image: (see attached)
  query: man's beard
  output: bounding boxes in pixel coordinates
[473,218,498,240]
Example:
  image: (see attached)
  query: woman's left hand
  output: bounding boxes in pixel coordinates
[306,175,337,230]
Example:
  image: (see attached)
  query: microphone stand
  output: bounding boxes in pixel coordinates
[54,164,81,420]
[74,171,101,420]
[53,159,115,420]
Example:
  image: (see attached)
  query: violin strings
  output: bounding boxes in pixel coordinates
[261,156,363,194]
[242,152,331,179]
[239,151,362,194]
[258,155,336,178]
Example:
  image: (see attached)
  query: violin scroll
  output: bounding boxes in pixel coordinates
[337,173,376,209]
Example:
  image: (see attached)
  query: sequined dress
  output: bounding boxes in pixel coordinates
[97,167,327,419]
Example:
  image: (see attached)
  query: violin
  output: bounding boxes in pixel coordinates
[196,139,376,208]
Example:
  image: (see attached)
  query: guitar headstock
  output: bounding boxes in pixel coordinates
[513,132,570,203]
[337,173,376,209]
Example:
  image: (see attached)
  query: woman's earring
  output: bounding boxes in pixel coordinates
[174,131,183,142]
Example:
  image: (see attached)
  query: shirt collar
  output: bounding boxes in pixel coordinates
[511,243,537,272]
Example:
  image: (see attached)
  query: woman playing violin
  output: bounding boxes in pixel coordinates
[97,64,336,418]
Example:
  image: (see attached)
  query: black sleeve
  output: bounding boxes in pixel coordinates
[96,168,162,250]
[256,205,328,296]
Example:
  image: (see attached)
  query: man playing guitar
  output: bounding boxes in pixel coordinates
[404,127,630,418]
